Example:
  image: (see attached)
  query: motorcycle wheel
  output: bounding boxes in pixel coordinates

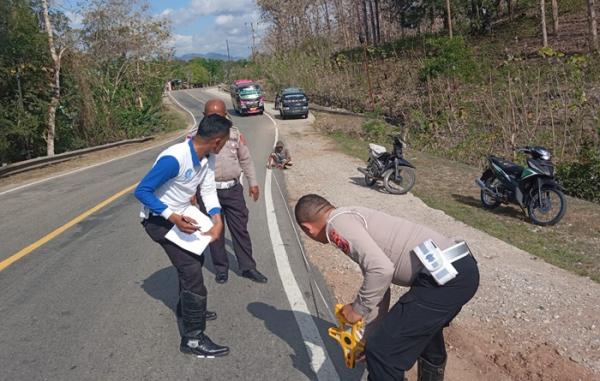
[481,176,502,209]
[364,160,377,187]
[528,187,567,226]
[365,174,376,187]
[383,166,416,195]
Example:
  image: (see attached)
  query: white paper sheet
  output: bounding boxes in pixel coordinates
[164,206,214,256]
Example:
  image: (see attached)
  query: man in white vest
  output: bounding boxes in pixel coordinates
[135,114,231,357]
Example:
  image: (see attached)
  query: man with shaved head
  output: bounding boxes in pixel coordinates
[195,98,268,285]
[295,194,479,381]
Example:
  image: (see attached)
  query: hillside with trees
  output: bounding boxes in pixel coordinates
[0,0,174,165]
[242,0,600,202]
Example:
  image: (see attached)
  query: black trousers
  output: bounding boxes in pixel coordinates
[365,255,479,381]
[198,183,256,273]
[142,216,206,297]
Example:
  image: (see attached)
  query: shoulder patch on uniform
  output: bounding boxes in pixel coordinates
[328,228,350,255]
[229,127,238,140]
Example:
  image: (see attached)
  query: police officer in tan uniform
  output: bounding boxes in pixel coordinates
[295,194,479,381]
[196,99,268,284]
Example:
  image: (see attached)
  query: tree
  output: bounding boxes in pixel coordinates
[589,0,599,52]
[362,0,371,44]
[81,0,171,138]
[183,59,210,85]
[540,0,548,47]
[0,0,50,163]
[446,0,453,38]
[41,0,72,156]
[551,0,559,35]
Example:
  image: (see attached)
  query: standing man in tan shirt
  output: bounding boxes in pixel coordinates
[295,194,479,381]
[196,99,268,284]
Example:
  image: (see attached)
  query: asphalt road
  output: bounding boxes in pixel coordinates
[0,89,366,380]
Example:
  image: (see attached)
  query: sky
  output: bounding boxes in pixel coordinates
[60,0,265,58]
[149,0,265,58]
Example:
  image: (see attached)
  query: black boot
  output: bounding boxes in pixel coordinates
[176,300,216,321]
[418,357,446,381]
[179,290,229,357]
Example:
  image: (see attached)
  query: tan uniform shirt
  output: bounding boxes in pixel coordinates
[214,127,258,187]
[326,206,455,320]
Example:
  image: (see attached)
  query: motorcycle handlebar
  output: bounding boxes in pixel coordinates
[388,134,407,146]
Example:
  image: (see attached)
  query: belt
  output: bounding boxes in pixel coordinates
[443,241,471,263]
[215,179,238,190]
[414,240,472,285]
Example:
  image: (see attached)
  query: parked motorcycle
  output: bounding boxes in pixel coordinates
[475,146,566,226]
[357,135,416,194]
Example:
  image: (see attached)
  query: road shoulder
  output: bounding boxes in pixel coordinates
[274,110,600,380]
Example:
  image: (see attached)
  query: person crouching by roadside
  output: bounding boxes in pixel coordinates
[266,141,292,169]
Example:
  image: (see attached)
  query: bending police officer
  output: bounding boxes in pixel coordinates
[295,194,479,381]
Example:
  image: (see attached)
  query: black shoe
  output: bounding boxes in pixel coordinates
[241,269,268,283]
[176,301,216,320]
[215,272,228,284]
[180,335,229,357]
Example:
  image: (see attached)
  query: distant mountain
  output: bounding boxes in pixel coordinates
[177,52,242,61]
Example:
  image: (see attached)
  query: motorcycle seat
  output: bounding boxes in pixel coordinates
[490,156,523,177]
[369,144,387,157]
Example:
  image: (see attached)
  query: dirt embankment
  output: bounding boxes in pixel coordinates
[275,113,600,381]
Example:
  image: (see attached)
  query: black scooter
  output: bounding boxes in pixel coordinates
[475,146,567,225]
[358,135,416,194]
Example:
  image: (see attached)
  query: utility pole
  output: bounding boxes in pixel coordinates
[245,21,258,59]
[251,22,257,58]
[226,39,231,83]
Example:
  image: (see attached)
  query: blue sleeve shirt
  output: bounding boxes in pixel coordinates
[135,142,221,219]
[134,156,180,216]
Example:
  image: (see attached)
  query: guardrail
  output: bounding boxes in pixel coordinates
[0,136,153,178]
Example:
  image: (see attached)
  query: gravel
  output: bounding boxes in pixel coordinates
[275,113,600,376]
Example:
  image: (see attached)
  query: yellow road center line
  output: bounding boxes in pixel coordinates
[0,183,138,272]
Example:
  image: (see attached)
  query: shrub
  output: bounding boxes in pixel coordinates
[419,36,476,82]
[557,144,600,203]
[362,118,389,140]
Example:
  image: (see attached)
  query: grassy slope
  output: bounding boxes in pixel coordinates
[317,112,600,283]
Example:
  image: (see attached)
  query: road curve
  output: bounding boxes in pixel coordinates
[0,88,365,381]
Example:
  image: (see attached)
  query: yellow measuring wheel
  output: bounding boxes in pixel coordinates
[328,304,365,368]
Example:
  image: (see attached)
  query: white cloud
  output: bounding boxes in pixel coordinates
[158,2,267,58]
[215,14,235,26]
[172,0,256,24]
[160,8,173,17]
[171,34,193,44]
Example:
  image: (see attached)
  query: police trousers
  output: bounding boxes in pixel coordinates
[198,183,256,273]
[364,255,479,381]
[142,215,207,297]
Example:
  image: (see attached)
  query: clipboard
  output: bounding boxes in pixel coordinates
[164,206,214,255]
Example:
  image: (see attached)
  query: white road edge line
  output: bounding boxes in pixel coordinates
[168,91,197,126]
[264,118,339,380]
[271,174,336,323]
[265,106,334,321]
